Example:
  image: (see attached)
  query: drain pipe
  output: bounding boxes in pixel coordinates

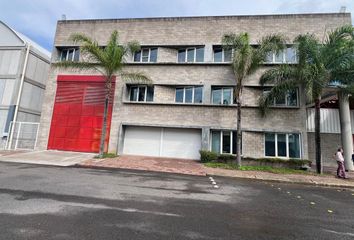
[7,44,30,150]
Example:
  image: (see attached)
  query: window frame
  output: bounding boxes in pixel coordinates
[59,48,79,61]
[213,47,232,62]
[174,86,203,104]
[211,87,234,105]
[264,132,301,158]
[263,88,299,107]
[133,48,158,63]
[177,47,204,63]
[265,47,297,64]
[210,130,241,155]
[129,85,154,102]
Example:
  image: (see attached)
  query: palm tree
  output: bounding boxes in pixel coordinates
[222,33,286,166]
[259,25,354,174]
[54,31,150,157]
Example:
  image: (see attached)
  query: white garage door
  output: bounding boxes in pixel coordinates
[123,126,201,159]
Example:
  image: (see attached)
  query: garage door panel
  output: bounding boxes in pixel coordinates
[123,127,201,159]
[162,128,201,159]
[123,126,161,156]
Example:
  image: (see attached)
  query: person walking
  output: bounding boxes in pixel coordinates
[335,147,347,179]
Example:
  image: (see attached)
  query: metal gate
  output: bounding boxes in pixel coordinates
[6,121,40,150]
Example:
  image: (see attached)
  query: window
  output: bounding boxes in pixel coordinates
[211,130,240,154]
[211,87,233,105]
[213,46,232,62]
[263,88,298,107]
[133,48,158,62]
[265,47,297,64]
[129,86,154,102]
[178,47,204,63]
[175,86,203,103]
[59,48,79,61]
[265,133,301,158]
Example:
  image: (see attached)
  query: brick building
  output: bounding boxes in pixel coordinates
[36,13,352,165]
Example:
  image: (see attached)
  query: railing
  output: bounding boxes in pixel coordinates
[6,122,40,150]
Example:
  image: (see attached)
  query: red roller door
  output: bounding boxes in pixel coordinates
[48,75,115,153]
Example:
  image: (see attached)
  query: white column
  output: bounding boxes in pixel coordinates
[338,91,354,171]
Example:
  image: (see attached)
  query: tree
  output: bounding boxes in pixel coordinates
[259,25,354,174]
[54,31,150,157]
[222,33,286,166]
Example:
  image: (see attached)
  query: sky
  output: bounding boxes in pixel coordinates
[1,0,353,51]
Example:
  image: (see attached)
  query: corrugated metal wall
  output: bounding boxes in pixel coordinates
[307,108,354,133]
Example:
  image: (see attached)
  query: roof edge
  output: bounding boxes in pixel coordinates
[57,12,351,24]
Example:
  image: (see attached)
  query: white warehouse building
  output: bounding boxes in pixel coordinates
[0,21,50,149]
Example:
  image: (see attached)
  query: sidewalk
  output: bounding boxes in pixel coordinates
[205,167,354,189]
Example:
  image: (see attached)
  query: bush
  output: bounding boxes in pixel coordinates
[218,154,235,162]
[94,152,118,159]
[243,157,311,167]
[199,150,218,163]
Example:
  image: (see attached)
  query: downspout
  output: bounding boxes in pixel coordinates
[7,44,30,150]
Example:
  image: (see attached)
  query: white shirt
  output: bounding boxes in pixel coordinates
[335,151,344,162]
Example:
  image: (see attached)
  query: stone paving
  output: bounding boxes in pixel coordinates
[206,167,354,189]
[78,155,207,176]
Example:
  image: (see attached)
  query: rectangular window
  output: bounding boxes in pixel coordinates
[265,133,301,158]
[265,47,297,64]
[129,86,154,102]
[212,87,233,105]
[59,48,79,62]
[175,86,203,103]
[213,46,232,62]
[211,130,241,155]
[133,48,158,63]
[178,47,204,63]
[263,88,298,107]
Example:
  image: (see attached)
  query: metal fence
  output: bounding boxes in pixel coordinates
[6,122,40,150]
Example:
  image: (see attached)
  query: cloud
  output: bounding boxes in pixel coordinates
[1,0,353,51]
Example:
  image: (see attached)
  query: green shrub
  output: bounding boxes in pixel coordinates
[94,152,118,159]
[218,154,235,162]
[242,157,311,167]
[199,150,218,163]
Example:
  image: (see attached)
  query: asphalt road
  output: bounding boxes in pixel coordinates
[0,162,353,240]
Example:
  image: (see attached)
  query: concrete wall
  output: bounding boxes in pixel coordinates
[37,13,350,162]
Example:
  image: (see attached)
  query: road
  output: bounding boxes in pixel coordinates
[0,162,353,240]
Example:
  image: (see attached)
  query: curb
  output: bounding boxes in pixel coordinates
[74,164,207,177]
[206,172,354,190]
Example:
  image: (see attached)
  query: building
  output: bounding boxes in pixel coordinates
[0,21,51,149]
[36,13,352,166]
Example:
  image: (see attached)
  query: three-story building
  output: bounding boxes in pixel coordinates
[37,13,351,164]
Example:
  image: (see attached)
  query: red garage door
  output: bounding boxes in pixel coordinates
[48,75,115,153]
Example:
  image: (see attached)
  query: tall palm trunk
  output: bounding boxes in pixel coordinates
[314,98,322,174]
[99,78,112,157]
[236,101,242,167]
[235,87,242,167]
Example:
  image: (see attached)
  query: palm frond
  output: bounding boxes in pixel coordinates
[258,79,298,116]
[52,61,102,70]
[120,71,152,85]
[260,65,297,85]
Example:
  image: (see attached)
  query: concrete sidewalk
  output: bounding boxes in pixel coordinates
[0,150,95,166]
[205,167,354,189]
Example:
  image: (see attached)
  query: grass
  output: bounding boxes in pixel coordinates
[94,153,118,159]
[204,162,314,175]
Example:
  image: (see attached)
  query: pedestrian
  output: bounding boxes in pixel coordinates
[335,147,347,179]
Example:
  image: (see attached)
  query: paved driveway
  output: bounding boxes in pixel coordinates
[79,155,206,176]
[0,150,94,166]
